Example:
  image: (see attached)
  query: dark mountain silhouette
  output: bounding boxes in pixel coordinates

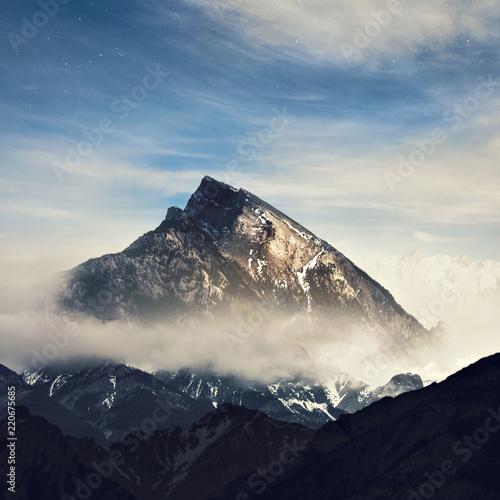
[216,353,500,500]
[1,354,499,499]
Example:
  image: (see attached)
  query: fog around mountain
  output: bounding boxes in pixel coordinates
[0,179,493,388]
[364,249,500,377]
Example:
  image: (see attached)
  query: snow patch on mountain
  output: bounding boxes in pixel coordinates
[283,220,322,246]
[102,393,115,409]
[23,369,51,386]
[49,375,68,397]
[297,248,325,312]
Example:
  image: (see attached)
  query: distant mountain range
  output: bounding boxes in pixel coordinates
[364,249,500,328]
[2,353,499,500]
[0,361,423,440]
[157,368,423,427]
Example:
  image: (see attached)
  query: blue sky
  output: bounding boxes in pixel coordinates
[1,0,500,284]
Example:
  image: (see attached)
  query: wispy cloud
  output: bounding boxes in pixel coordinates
[0,0,499,279]
[186,0,500,66]
[2,204,78,221]
[414,231,471,244]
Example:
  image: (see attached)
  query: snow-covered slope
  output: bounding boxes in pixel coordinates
[21,362,214,441]
[158,369,423,426]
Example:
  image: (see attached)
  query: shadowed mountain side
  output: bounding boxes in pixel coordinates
[0,407,135,500]
[0,404,314,500]
[20,362,215,442]
[0,364,107,445]
[213,353,500,500]
[1,354,499,500]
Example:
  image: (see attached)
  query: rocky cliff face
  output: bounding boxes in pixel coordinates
[184,177,427,345]
[56,176,428,348]
[57,207,258,322]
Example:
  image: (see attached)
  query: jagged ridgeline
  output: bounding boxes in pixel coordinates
[56,176,428,345]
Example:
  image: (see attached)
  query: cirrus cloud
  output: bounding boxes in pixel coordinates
[414,230,471,244]
[186,0,500,65]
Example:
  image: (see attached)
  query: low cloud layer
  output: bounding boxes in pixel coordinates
[0,270,495,389]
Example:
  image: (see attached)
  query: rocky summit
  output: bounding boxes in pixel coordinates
[56,176,428,347]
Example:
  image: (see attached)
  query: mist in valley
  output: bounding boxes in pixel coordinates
[0,254,496,390]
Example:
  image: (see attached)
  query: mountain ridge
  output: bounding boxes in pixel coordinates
[2,353,499,500]
[8,359,423,438]
[55,176,429,347]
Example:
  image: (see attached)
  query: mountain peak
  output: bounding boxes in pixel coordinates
[183,176,249,243]
[408,248,426,259]
[166,206,184,221]
[183,176,320,250]
[57,175,427,347]
[456,254,471,266]
[185,176,241,215]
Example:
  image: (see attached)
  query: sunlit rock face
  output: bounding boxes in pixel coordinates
[57,175,428,348]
